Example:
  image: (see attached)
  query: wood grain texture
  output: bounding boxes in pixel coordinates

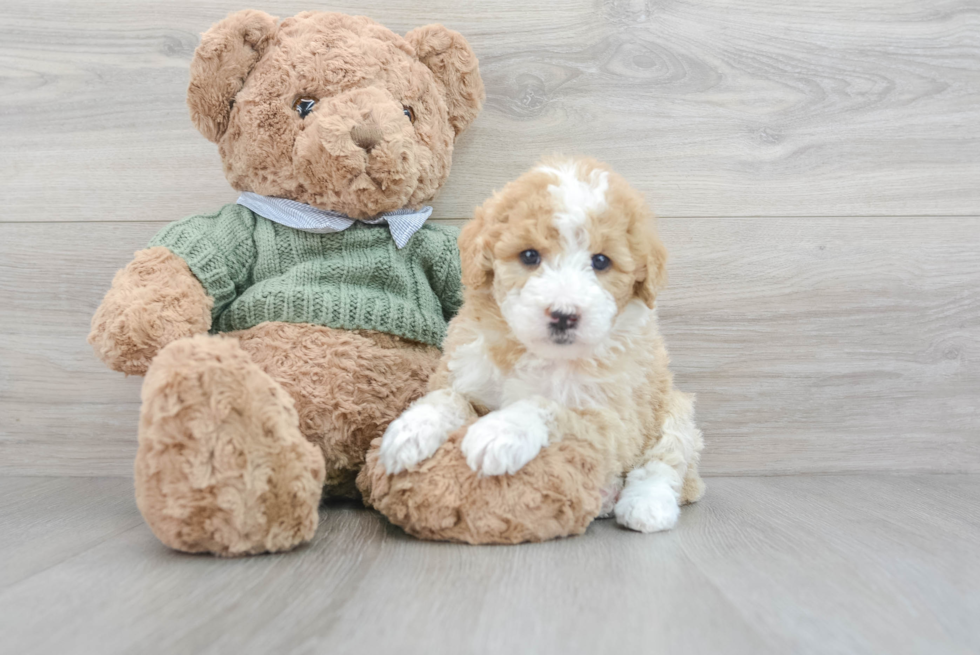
[2,218,978,477]
[0,475,976,654]
[0,477,143,588]
[1,0,978,221]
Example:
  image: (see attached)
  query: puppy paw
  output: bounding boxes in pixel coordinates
[461,401,551,476]
[378,390,473,474]
[614,481,680,533]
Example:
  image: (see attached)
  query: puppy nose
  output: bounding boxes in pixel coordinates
[548,309,580,332]
[350,123,383,152]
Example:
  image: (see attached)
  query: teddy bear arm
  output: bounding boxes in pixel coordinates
[89,246,213,376]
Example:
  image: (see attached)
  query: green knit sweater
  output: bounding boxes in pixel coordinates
[149,204,463,348]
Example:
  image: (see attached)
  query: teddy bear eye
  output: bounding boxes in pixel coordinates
[293,97,316,118]
[519,249,541,267]
[403,106,416,124]
[591,254,612,271]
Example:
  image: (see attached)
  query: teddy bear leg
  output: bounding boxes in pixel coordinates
[135,334,326,556]
[231,323,441,498]
[359,427,607,544]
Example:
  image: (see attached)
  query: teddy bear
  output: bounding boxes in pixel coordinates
[88,9,484,556]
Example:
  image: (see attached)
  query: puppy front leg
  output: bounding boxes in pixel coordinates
[378,389,477,474]
[461,398,553,476]
[616,391,704,533]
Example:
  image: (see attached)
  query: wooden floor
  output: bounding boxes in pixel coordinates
[0,474,976,654]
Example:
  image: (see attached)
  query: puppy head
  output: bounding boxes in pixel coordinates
[460,157,667,360]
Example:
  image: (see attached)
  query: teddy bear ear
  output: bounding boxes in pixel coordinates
[405,25,486,138]
[187,10,278,143]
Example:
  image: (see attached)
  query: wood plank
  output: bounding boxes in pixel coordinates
[663,217,980,475]
[2,218,978,476]
[0,475,976,654]
[0,477,142,588]
[679,475,980,654]
[2,0,978,221]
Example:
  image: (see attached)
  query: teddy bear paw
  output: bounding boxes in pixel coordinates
[461,401,551,476]
[136,335,325,556]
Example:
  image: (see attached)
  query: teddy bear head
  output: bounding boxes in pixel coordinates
[187,10,485,219]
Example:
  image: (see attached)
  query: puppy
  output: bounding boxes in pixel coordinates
[378,157,704,533]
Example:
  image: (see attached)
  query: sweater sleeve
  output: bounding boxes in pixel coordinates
[430,227,465,322]
[148,204,258,323]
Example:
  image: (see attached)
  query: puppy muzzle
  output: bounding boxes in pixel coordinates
[548,309,580,345]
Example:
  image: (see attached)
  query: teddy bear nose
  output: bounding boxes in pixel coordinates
[350,124,383,152]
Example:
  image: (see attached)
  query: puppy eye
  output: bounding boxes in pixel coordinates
[403,106,416,124]
[293,97,316,119]
[591,254,612,271]
[519,249,541,266]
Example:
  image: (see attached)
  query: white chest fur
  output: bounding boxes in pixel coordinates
[446,335,505,410]
[447,337,614,411]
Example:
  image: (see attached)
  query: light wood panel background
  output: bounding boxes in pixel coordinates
[1,0,979,476]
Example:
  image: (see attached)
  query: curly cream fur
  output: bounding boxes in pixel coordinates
[88,247,212,376]
[360,158,705,543]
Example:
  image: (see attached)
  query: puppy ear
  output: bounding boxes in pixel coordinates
[405,24,485,137]
[459,205,494,290]
[187,10,278,143]
[633,228,669,308]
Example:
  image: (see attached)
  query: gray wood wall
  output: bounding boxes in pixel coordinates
[2,0,978,477]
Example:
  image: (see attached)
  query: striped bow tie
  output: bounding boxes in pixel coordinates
[236,192,433,249]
